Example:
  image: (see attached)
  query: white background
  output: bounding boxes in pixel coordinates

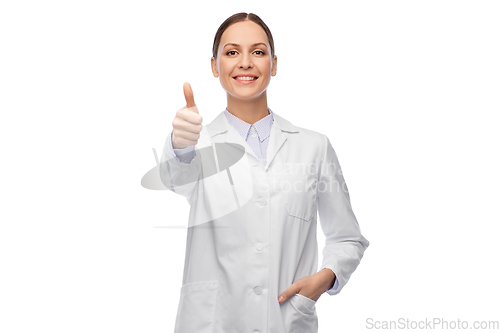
[1,0,499,332]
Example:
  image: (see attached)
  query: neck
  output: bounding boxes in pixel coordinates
[226,91,270,124]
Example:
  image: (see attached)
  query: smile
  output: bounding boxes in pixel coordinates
[233,76,259,84]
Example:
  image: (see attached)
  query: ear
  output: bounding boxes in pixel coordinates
[211,57,219,78]
[271,55,277,76]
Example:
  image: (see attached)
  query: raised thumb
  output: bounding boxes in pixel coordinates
[183,82,196,109]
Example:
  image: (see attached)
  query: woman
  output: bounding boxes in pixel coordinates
[160,12,369,333]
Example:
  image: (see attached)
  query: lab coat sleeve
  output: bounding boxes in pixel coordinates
[159,127,201,203]
[317,134,369,296]
[326,274,339,292]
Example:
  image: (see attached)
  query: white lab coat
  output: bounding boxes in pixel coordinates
[160,110,369,333]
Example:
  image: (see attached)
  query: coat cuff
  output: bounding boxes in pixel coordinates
[170,130,197,164]
[321,265,341,296]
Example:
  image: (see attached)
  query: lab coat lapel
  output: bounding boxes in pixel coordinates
[265,112,300,171]
[206,110,299,171]
[206,111,259,165]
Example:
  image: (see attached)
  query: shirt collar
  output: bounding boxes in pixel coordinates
[224,107,274,142]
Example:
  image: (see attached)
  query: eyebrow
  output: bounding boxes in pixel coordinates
[223,42,267,49]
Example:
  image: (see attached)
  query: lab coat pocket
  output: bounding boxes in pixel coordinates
[286,294,318,333]
[284,175,317,222]
[174,280,219,333]
[291,293,316,315]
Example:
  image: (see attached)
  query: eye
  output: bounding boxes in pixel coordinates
[226,51,237,56]
[254,50,265,55]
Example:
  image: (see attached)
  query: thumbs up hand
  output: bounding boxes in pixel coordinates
[171,82,204,149]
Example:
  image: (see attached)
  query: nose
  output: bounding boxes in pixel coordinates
[239,54,253,69]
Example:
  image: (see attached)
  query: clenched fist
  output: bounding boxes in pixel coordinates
[171,82,203,149]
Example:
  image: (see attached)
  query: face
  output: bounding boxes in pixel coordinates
[211,20,277,101]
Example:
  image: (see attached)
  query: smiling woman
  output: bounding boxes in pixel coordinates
[160,12,369,333]
[210,15,277,123]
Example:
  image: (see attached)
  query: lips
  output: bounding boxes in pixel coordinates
[232,75,259,81]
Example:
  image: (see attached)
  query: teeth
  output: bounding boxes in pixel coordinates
[234,76,257,81]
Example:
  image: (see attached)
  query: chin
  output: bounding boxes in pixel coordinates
[223,87,255,98]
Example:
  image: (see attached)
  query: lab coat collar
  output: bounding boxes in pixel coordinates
[223,107,274,142]
[206,109,299,171]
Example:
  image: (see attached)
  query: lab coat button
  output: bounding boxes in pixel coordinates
[255,243,263,251]
[254,286,262,295]
[258,199,267,206]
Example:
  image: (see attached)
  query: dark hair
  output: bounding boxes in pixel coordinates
[212,12,275,60]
